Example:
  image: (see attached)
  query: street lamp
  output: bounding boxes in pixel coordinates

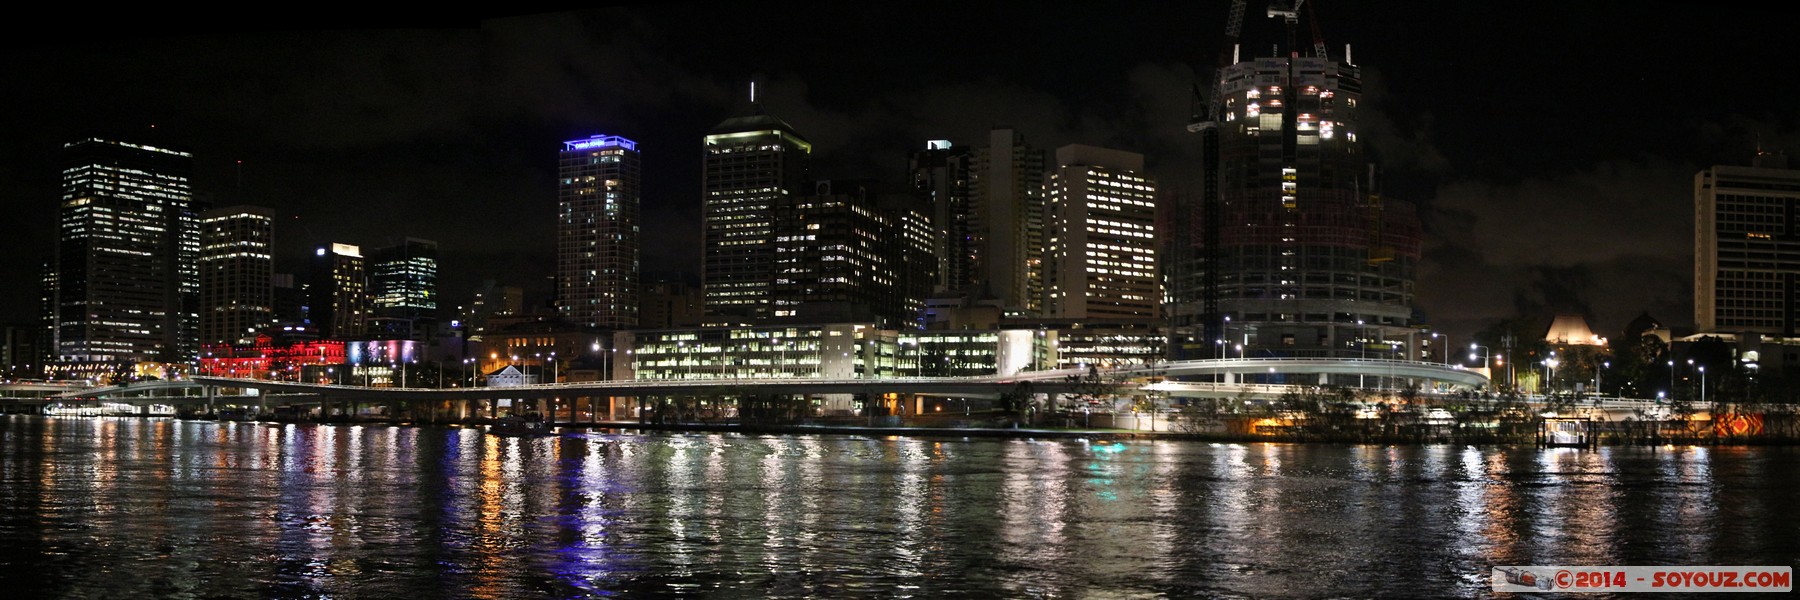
[1436,332,1453,365]
[1223,315,1232,357]
[1596,360,1609,397]
[1544,358,1558,395]
[1685,359,1694,399]
[1357,320,1366,360]
[1468,343,1491,368]
[601,338,615,380]
[1699,365,1707,405]
[1667,359,1676,400]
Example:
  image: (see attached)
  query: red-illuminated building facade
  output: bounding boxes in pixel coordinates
[200,336,345,383]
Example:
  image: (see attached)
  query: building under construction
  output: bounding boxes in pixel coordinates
[1169,0,1423,366]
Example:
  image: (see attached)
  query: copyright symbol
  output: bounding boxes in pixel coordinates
[1556,570,1572,588]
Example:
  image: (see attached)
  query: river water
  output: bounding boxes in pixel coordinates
[1,415,1795,598]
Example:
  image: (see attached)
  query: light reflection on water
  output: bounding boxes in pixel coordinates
[2,416,1798,597]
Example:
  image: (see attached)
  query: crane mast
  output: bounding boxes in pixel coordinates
[1182,0,1246,359]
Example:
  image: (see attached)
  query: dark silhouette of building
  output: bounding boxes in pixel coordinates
[771,180,934,328]
[970,128,1047,314]
[910,140,976,294]
[641,281,703,329]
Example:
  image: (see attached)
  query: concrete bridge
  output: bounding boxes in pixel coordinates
[6,360,1725,426]
[177,357,1486,400]
[6,358,1492,419]
[8,357,1490,402]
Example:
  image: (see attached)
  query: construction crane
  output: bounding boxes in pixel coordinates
[1267,0,1300,57]
[1183,0,1245,360]
[1188,0,1246,134]
[1264,0,1331,59]
[1306,0,1329,59]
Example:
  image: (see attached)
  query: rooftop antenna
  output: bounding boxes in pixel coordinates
[750,80,762,114]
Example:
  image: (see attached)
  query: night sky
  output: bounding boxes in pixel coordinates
[2,2,1790,342]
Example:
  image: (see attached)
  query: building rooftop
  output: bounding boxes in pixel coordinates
[1545,314,1607,346]
[707,113,807,138]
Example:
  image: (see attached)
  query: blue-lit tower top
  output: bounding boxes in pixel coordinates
[557,132,642,330]
[563,135,638,153]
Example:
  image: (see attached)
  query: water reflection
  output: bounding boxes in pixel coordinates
[1,417,1798,597]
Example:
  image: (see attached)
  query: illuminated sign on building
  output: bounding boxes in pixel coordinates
[563,135,638,152]
[345,340,419,365]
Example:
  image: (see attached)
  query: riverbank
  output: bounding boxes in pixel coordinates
[128,412,1800,446]
[579,419,1799,446]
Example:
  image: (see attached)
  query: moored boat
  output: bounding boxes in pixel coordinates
[488,415,554,437]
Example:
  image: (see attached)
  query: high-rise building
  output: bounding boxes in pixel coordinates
[308,243,367,340]
[1044,145,1160,319]
[39,262,55,368]
[770,180,935,328]
[910,140,976,294]
[1695,153,1800,335]
[271,273,311,336]
[369,237,439,339]
[3,324,44,379]
[468,281,524,335]
[701,108,811,323]
[641,281,704,329]
[970,128,1047,313]
[52,137,200,369]
[557,135,640,329]
[199,205,275,347]
[1174,35,1421,361]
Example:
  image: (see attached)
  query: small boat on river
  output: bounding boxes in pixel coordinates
[488,415,555,437]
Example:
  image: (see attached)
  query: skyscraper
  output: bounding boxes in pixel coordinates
[970,128,1047,313]
[1695,153,1800,335]
[558,135,640,329]
[1175,32,1421,360]
[910,140,976,294]
[309,243,367,340]
[53,137,200,369]
[369,237,439,339]
[1044,145,1160,319]
[701,108,811,323]
[770,180,935,328]
[199,205,275,347]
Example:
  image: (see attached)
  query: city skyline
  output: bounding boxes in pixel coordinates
[2,3,1795,342]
